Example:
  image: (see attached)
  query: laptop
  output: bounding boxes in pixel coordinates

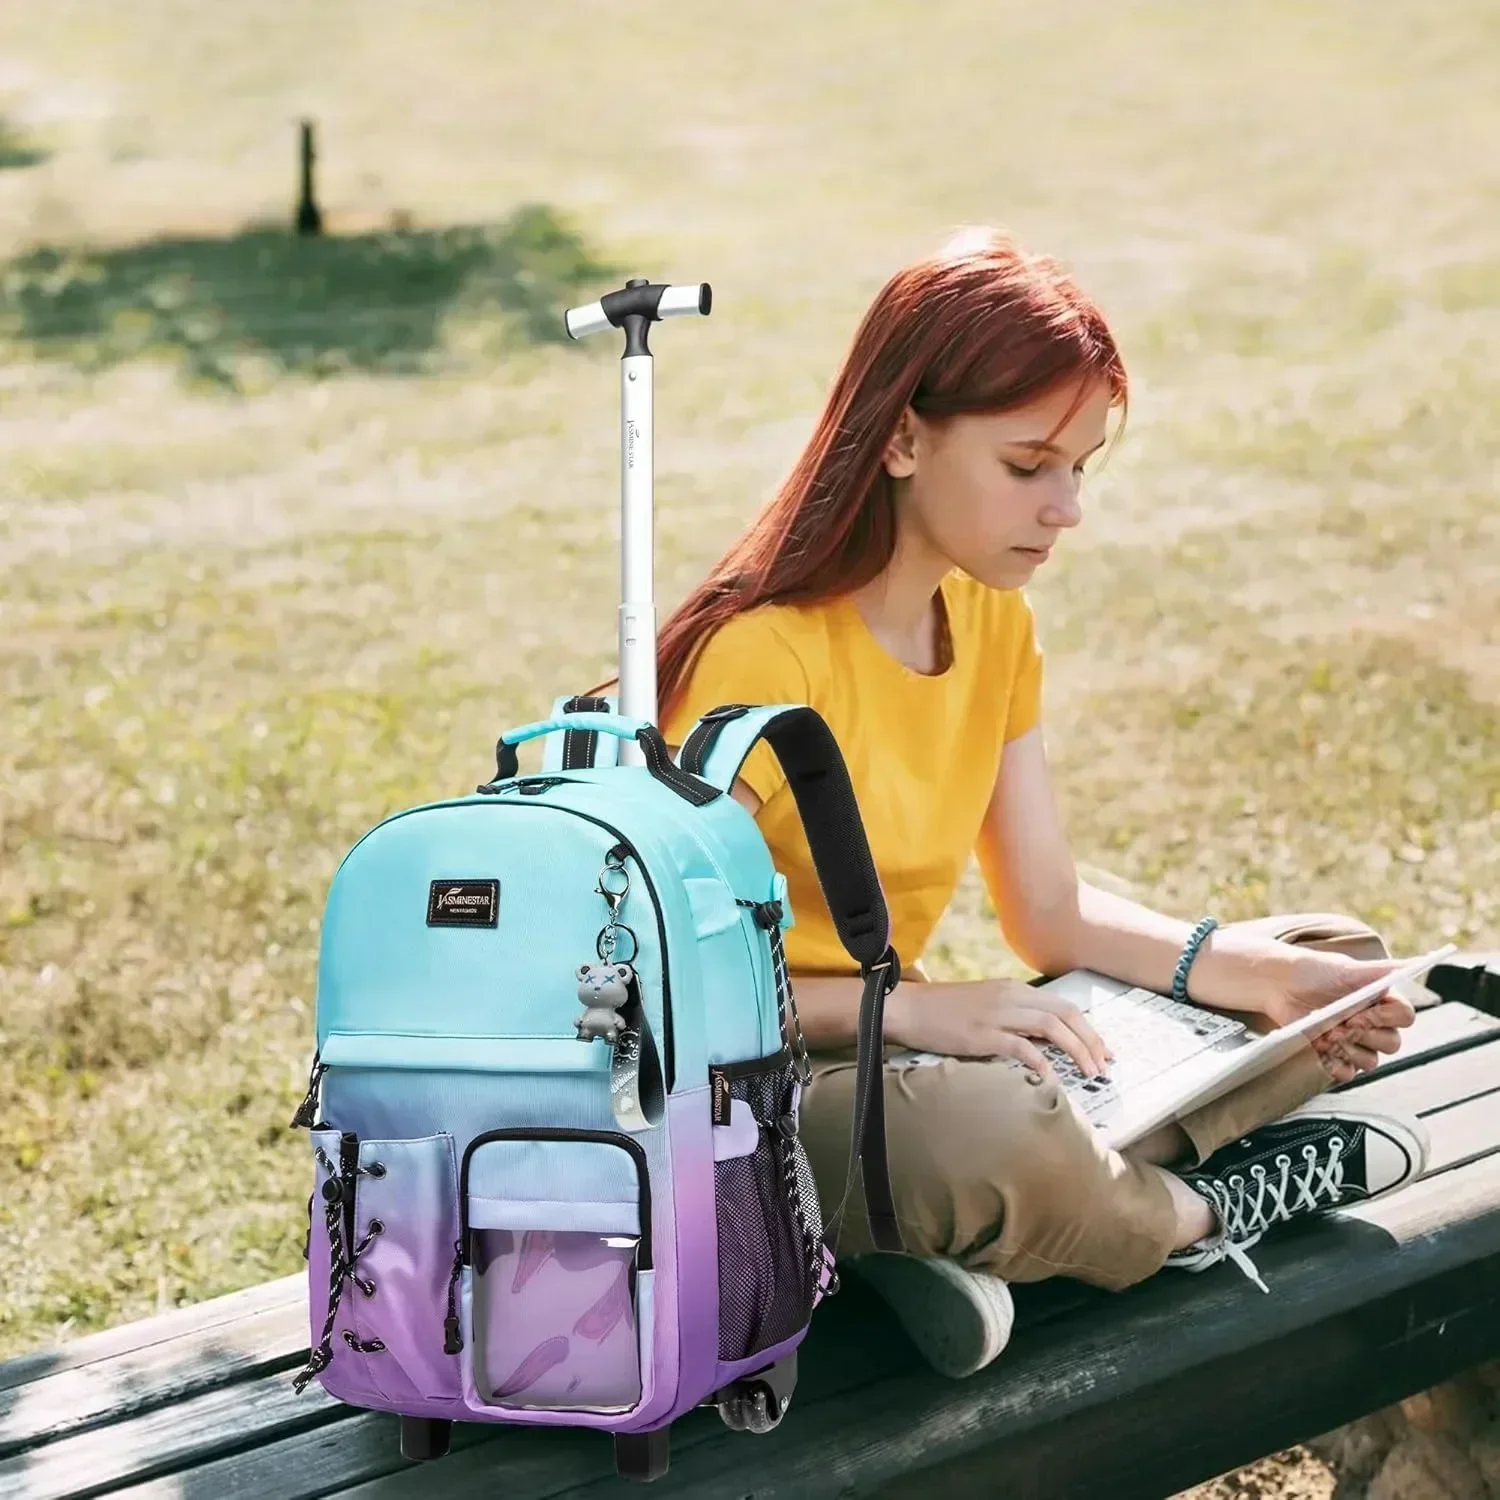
[900,945,1455,1150]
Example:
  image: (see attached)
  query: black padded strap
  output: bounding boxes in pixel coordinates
[707,705,904,1254]
[1426,957,1500,1018]
[838,958,901,1254]
[562,695,610,770]
[744,708,891,961]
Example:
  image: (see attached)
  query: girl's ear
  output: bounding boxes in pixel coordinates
[881,406,920,479]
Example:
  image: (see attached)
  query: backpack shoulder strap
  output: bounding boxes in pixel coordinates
[679,702,904,1254]
[677,701,782,797]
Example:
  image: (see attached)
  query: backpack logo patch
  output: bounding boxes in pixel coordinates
[709,1066,731,1125]
[427,879,500,927]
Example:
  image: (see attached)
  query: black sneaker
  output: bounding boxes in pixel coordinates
[1164,1097,1430,1291]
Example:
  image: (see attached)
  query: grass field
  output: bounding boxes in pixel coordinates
[1,0,1496,1446]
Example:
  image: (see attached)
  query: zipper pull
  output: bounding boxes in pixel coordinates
[337,1133,360,1248]
[289,1052,327,1130]
[480,775,572,797]
[443,1239,464,1354]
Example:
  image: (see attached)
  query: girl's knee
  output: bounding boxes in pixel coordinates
[898,1059,1074,1177]
[891,1060,1178,1284]
[890,1061,1105,1245]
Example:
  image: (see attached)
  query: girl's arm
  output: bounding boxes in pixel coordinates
[719,772,1109,1073]
[976,726,1289,1015]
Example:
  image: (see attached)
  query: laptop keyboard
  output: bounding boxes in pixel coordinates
[1031,987,1249,1121]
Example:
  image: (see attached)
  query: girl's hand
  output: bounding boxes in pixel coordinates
[887,978,1113,1080]
[1255,950,1417,1085]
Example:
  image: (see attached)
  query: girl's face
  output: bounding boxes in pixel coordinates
[882,377,1113,590]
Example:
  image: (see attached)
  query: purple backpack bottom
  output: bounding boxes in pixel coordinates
[296,1053,834,1480]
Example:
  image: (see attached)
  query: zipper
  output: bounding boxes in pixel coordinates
[443,1237,464,1355]
[337,1131,360,1258]
[290,1051,328,1130]
[458,1127,652,1270]
[489,776,578,796]
[712,1047,793,1082]
[341,797,676,1090]
[445,1125,651,1357]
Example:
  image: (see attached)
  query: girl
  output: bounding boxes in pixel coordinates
[651,227,1428,1378]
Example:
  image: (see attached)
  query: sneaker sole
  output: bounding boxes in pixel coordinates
[1279,1094,1431,1193]
[851,1254,1014,1379]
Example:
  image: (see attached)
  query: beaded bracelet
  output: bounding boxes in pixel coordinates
[1171,915,1219,1003]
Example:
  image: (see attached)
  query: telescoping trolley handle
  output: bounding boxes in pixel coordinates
[564,279,712,767]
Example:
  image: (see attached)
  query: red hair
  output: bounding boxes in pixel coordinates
[598,227,1127,724]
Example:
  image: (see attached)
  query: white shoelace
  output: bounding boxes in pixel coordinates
[1208,1139,1347,1234]
[1219,1239,1270,1294]
[1184,1137,1348,1293]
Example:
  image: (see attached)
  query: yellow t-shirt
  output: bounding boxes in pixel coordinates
[660,570,1043,976]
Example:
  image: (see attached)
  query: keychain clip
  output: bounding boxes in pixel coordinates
[595,849,631,915]
[596,879,628,917]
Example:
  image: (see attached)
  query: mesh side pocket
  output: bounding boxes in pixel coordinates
[714,1055,818,1363]
[790,1136,822,1248]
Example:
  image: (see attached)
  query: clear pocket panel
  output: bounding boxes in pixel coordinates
[472,1227,642,1410]
[461,1130,649,1414]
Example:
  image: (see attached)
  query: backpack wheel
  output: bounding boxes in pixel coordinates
[714,1351,796,1435]
[718,1386,784,1434]
[399,1416,452,1461]
[614,1425,671,1482]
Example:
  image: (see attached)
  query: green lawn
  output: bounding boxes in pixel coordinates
[1,0,1496,1399]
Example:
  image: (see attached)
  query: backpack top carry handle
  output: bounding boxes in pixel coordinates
[563,278,712,767]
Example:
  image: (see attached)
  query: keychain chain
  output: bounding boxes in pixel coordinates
[594,846,637,964]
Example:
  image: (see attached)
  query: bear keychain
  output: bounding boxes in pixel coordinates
[575,961,634,1043]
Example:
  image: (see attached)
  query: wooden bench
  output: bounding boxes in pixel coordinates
[3,985,1498,1500]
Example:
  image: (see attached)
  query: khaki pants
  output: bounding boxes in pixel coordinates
[799,913,1389,1292]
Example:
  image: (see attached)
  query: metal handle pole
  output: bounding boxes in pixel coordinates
[618,353,655,746]
[563,279,712,768]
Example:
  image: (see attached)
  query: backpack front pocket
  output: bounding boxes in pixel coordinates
[299,1129,464,1407]
[456,1130,652,1415]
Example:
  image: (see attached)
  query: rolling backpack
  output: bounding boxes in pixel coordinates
[288,276,905,1482]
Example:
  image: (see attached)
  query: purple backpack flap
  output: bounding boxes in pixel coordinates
[288,703,904,1483]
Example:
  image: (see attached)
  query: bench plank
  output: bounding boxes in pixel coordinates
[113,1414,429,1500]
[1417,1086,1500,1175]
[1342,1031,1500,1122]
[0,1291,308,1461]
[1393,997,1500,1050]
[0,1361,351,1500]
[0,1279,303,1396]
[1350,1041,1500,1161]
